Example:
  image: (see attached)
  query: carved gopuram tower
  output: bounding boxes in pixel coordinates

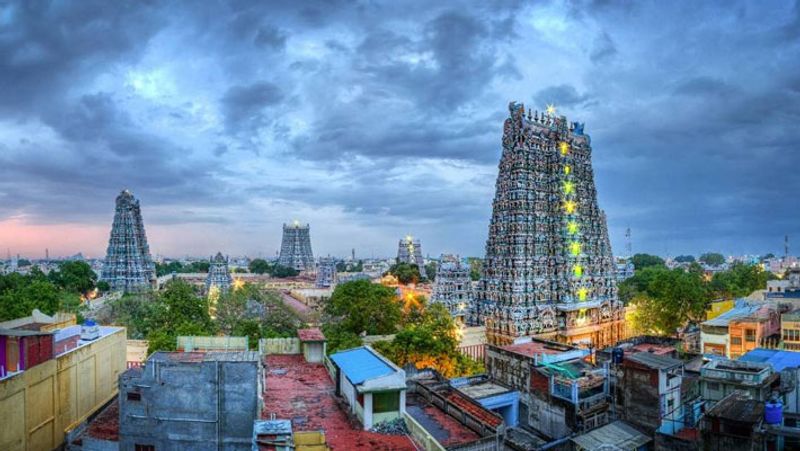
[101,190,156,292]
[206,252,233,294]
[430,254,474,324]
[277,221,314,271]
[397,235,425,279]
[475,102,624,348]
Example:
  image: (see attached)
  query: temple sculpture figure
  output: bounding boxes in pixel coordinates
[316,257,337,288]
[100,190,156,292]
[397,235,425,279]
[277,221,314,271]
[206,252,233,294]
[429,254,474,324]
[472,102,624,348]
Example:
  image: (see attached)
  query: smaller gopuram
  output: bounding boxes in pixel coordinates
[206,252,233,294]
[278,221,315,271]
[397,235,425,279]
[429,254,474,323]
[316,257,337,288]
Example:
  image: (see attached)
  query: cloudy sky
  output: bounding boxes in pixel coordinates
[0,0,798,260]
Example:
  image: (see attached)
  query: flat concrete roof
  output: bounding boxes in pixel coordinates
[457,381,510,400]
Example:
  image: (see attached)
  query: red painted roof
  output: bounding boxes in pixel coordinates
[85,399,119,442]
[501,340,573,358]
[297,328,326,342]
[262,354,417,450]
[445,392,503,428]
[408,397,480,446]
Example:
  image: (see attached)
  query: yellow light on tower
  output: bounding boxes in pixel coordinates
[559,141,569,155]
[573,265,583,277]
[576,308,587,325]
[546,104,556,115]
[577,287,589,301]
[569,241,581,256]
[563,200,577,214]
[564,165,571,175]
[563,181,575,195]
[567,221,579,235]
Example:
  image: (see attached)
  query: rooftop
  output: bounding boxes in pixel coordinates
[329,346,401,386]
[406,393,481,447]
[500,339,575,359]
[297,328,326,342]
[626,352,683,370]
[456,381,511,400]
[702,304,762,327]
[82,399,120,443]
[740,348,800,371]
[148,350,260,363]
[707,393,764,423]
[262,354,417,450]
[571,421,651,450]
[54,325,124,358]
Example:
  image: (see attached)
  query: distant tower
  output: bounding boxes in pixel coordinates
[277,221,314,271]
[625,227,632,258]
[351,248,356,262]
[474,102,623,347]
[430,254,474,323]
[397,235,425,278]
[786,235,790,258]
[316,257,337,288]
[206,252,233,294]
[101,190,156,292]
[45,248,49,261]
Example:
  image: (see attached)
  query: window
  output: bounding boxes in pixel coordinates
[135,445,155,451]
[708,382,720,391]
[731,337,742,345]
[127,392,141,401]
[373,392,400,413]
[745,329,756,342]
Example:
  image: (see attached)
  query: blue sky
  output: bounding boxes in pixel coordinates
[0,0,798,259]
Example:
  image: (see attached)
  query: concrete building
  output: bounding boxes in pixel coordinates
[118,351,262,450]
[571,420,651,451]
[782,310,800,351]
[699,358,777,405]
[485,338,610,438]
[297,328,325,363]
[700,302,761,357]
[740,348,800,413]
[329,346,407,430]
[449,374,519,427]
[699,393,767,451]
[727,306,780,359]
[620,352,684,435]
[1,323,126,451]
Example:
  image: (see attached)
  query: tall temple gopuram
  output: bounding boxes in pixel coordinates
[430,254,474,323]
[100,190,156,292]
[397,235,425,278]
[206,252,233,294]
[473,102,624,348]
[277,221,314,271]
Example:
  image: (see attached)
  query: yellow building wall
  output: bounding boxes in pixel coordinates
[706,299,735,321]
[0,328,126,451]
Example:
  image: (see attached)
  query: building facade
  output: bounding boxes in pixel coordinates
[277,222,314,271]
[100,190,156,292]
[474,102,623,347]
[119,351,262,451]
[429,254,474,323]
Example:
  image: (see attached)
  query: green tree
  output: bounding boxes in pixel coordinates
[674,255,695,263]
[425,262,437,281]
[155,261,184,276]
[389,262,421,285]
[96,280,111,292]
[626,267,709,335]
[49,261,97,294]
[271,264,299,278]
[630,253,666,270]
[699,252,726,266]
[709,262,772,298]
[233,319,262,350]
[325,280,402,336]
[322,325,363,355]
[466,258,482,281]
[249,259,272,274]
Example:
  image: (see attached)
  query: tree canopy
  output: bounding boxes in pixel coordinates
[48,261,97,294]
[630,253,666,270]
[467,257,482,281]
[699,252,726,266]
[425,262,437,281]
[0,266,86,322]
[674,255,695,263]
[388,262,421,285]
[325,280,402,336]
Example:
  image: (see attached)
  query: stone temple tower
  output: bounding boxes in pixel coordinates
[397,235,425,278]
[473,102,624,348]
[206,252,233,294]
[101,190,156,292]
[430,254,474,323]
[277,221,314,271]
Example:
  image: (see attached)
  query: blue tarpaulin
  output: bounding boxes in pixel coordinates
[740,348,800,371]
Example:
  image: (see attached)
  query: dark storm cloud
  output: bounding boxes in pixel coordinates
[1,0,799,257]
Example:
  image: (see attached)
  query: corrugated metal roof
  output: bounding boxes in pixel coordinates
[702,304,761,327]
[740,348,800,371]
[626,352,682,370]
[571,421,651,450]
[329,346,395,385]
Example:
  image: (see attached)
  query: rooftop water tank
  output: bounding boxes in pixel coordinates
[765,400,783,425]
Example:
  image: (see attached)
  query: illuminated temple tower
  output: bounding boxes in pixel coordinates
[100,190,156,292]
[206,252,233,294]
[277,221,314,271]
[430,254,474,323]
[473,102,624,348]
[397,235,425,279]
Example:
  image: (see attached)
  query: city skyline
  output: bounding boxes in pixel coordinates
[1,1,799,259]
